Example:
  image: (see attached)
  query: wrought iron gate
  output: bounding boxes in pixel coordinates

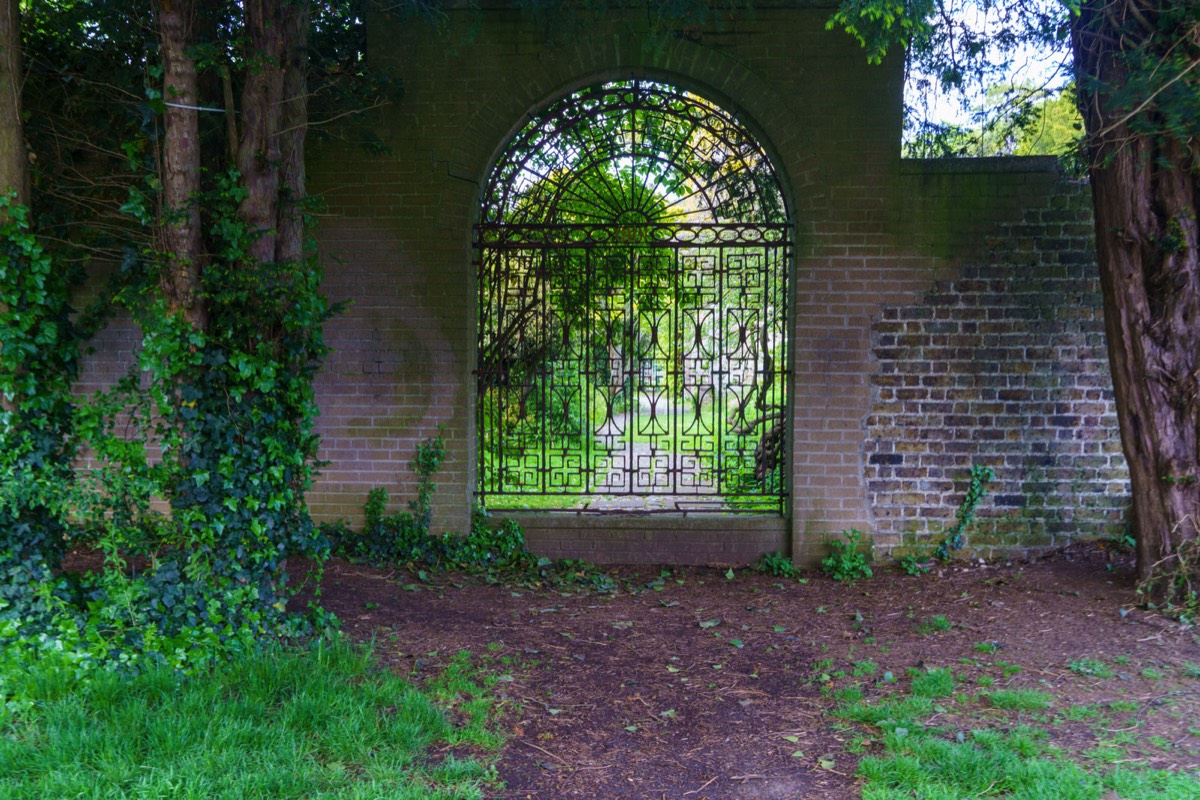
[475,80,790,513]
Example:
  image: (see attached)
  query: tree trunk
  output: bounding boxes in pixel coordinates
[0,0,27,207]
[156,0,206,330]
[1072,1,1200,592]
[238,0,310,266]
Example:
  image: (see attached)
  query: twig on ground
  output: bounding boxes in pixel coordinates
[520,739,572,767]
[683,776,718,795]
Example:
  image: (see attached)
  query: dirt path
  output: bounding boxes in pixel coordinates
[316,544,1200,798]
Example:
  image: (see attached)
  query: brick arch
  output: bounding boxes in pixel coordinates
[452,52,827,233]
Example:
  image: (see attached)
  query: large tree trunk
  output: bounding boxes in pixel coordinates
[1072,1,1200,592]
[156,0,206,330]
[238,0,310,265]
[0,0,27,207]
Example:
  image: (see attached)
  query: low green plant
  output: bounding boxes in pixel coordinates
[910,666,955,698]
[1069,658,1115,678]
[821,529,873,583]
[331,474,624,595]
[1108,527,1137,553]
[831,652,1200,800]
[755,551,803,580]
[896,551,931,576]
[448,510,531,570]
[852,659,878,677]
[915,614,952,634]
[932,464,995,561]
[333,437,448,564]
[996,660,1023,679]
[1138,537,1200,624]
[985,688,1054,711]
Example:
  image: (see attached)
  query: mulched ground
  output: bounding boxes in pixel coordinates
[314,543,1200,799]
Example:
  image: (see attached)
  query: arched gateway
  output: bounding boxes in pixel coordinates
[474,80,792,514]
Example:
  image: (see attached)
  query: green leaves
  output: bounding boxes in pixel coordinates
[820,529,874,584]
[933,464,994,561]
[0,195,81,618]
[827,0,938,64]
[1,171,337,689]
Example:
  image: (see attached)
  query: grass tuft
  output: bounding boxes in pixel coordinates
[915,615,952,634]
[983,688,1054,711]
[0,639,503,799]
[910,668,955,698]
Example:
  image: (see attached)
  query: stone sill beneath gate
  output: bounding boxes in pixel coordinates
[498,511,790,566]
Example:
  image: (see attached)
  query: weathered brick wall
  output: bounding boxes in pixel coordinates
[69,3,1131,567]
[866,172,1129,559]
[300,4,1131,565]
[307,1,918,563]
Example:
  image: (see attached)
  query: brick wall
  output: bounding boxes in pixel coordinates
[307,2,911,562]
[865,173,1129,559]
[299,4,1131,565]
[69,3,1131,567]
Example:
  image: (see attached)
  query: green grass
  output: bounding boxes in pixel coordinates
[910,667,955,698]
[983,688,1054,711]
[914,615,952,634]
[858,728,1200,800]
[833,659,1200,800]
[1068,657,1115,678]
[0,639,503,799]
[852,659,879,677]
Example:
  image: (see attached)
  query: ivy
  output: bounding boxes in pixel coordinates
[933,464,995,562]
[1,171,336,699]
[85,171,334,620]
[0,195,82,620]
[333,436,450,565]
[327,437,617,594]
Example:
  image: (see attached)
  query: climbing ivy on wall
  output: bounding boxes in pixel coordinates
[0,175,335,682]
[105,173,332,603]
[0,194,81,621]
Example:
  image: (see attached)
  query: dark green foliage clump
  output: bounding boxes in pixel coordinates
[331,436,532,573]
[0,196,81,622]
[822,529,873,584]
[327,444,619,592]
[333,436,447,565]
[1,177,335,692]
[755,551,804,580]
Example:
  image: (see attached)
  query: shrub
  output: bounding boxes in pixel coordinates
[755,551,803,580]
[821,529,873,583]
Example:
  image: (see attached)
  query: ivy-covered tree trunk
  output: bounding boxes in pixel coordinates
[156,0,206,330]
[150,0,325,604]
[1072,1,1200,593]
[0,0,27,207]
[0,0,80,616]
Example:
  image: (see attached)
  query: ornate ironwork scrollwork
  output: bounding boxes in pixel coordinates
[475,80,791,514]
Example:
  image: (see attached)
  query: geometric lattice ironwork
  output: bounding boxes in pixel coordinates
[475,80,790,513]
